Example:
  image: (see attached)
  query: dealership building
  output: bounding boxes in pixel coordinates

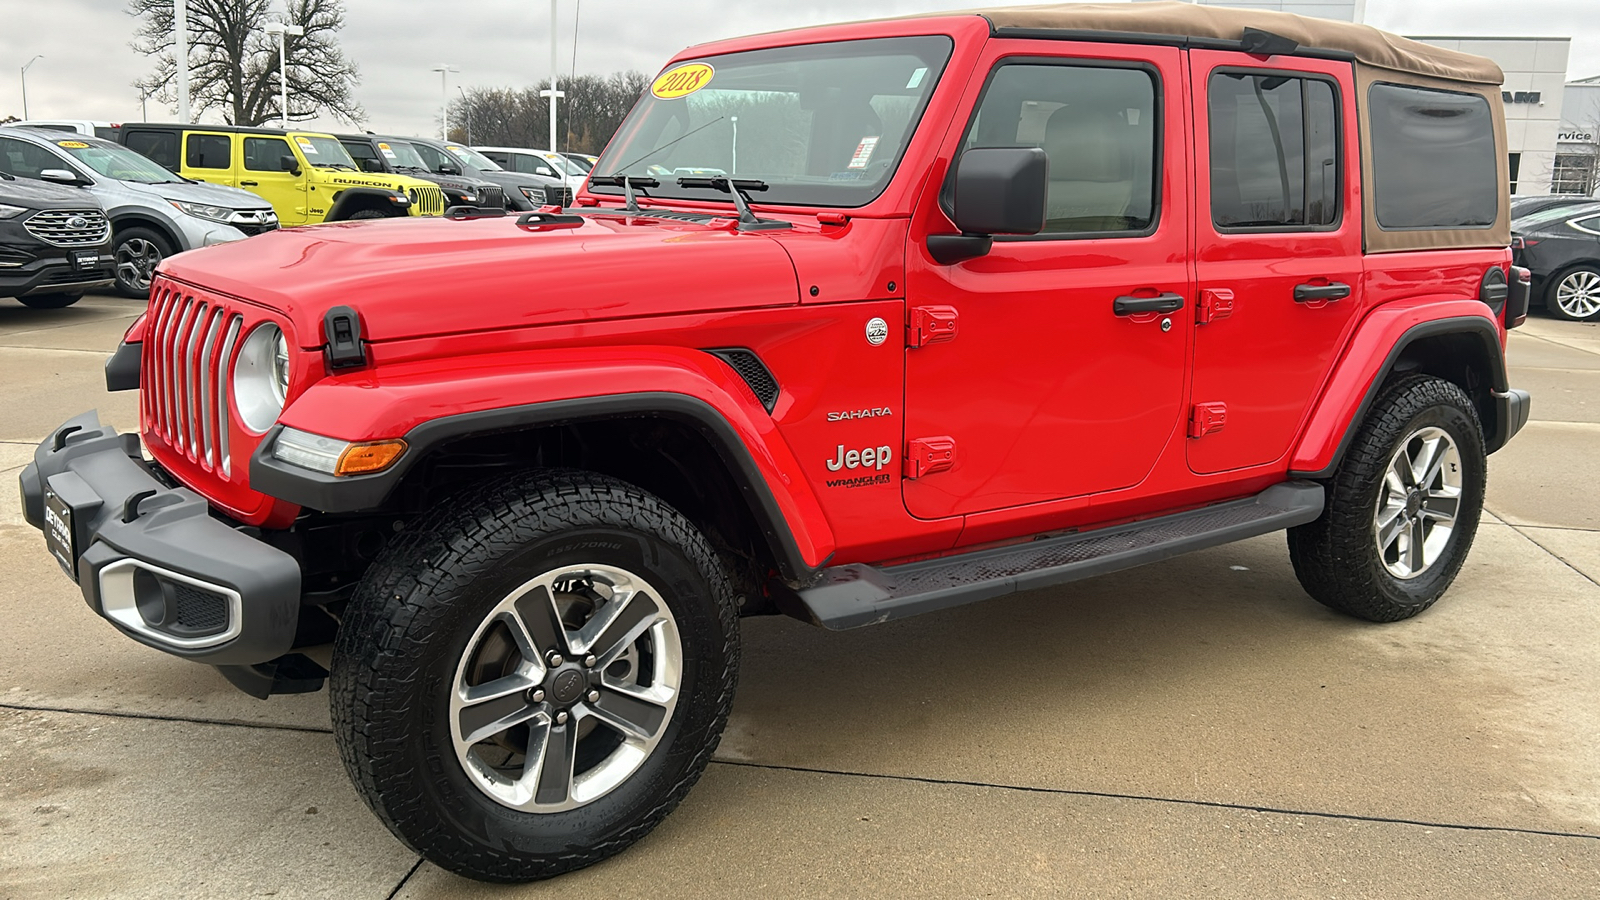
[1137,0,1598,196]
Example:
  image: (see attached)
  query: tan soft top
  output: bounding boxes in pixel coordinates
[942,2,1503,85]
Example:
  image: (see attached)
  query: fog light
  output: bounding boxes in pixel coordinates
[272,427,406,476]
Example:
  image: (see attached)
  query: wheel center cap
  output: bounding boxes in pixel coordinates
[1405,491,1423,516]
[547,666,588,705]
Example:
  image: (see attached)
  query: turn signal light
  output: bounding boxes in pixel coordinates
[335,440,407,476]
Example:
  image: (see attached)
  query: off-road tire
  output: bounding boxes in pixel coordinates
[16,292,83,309]
[330,470,740,882]
[345,209,389,220]
[1287,375,1486,622]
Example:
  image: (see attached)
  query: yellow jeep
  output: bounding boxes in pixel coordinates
[117,124,446,224]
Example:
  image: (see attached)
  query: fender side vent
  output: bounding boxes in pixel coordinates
[706,348,780,412]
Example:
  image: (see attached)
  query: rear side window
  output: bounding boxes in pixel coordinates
[343,141,381,171]
[0,136,64,179]
[186,133,231,170]
[1368,83,1497,230]
[126,131,178,170]
[1208,72,1340,229]
[243,137,295,172]
[513,154,559,178]
[959,62,1159,236]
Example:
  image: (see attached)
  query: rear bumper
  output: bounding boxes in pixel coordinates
[18,411,301,666]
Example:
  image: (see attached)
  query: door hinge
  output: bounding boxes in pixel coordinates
[904,436,957,479]
[323,305,368,370]
[1189,402,1227,438]
[907,305,959,348]
[1197,288,1235,325]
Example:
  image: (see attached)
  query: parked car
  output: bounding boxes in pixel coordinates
[1512,200,1600,320]
[114,123,447,224]
[1510,194,1597,221]
[0,127,277,298]
[0,169,113,308]
[20,4,1530,885]
[336,133,506,211]
[406,137,566,210]
[6,119,123,141]
[561,152,598,173]
[476,146,588,193]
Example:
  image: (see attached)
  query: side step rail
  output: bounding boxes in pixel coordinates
[796,481,1324,630]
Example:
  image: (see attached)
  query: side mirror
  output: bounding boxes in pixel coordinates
[38,168,85,186]
[361,158,384,173]
[927,147,1048,265]
[279,155,302,177]
[438,162,462,176]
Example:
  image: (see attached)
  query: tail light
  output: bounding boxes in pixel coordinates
[1511,236,1540,250]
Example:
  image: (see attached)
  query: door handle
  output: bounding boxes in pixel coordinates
[1113,292,1185,316]
[239,180,258,186]
[1294,282,1351,302]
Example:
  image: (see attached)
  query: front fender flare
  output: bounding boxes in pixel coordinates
[250,346,835,580]
[324,187,410,221]
[1290,301,1508,478]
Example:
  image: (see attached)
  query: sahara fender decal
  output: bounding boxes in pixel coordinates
[255,346,835,578]
[1289,305,1506,479]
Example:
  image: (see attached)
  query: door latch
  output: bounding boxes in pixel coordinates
[1197,289,1235,325]
[904,436,957,479]
[907,306,959,348]
[1189,403,1227,439]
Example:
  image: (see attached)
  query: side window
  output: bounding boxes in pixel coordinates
[480,151,509,167]
[126,130,178,170]
[410,142,452,173]
[515,154,558,178]
[186,133,232,170]
[343,141,380,171]
[0,137,64,178]
[243,137,295,172]
[959,63,1158,236]
[1208,72,1340,230]
[1367,83,1497,230]
[1572,215,1600,237]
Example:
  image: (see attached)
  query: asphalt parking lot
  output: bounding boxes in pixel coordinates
[1,295,1598,899]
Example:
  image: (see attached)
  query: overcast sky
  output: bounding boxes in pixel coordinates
[5,0,1598,138]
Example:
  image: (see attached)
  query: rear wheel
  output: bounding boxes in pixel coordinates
[16,292,83,309]
[330,470,739,882]
[1288,375,1486,622]
[1546,266,1600,321]
[113,227,172,299]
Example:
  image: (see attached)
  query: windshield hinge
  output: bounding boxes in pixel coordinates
[323,306,367,371]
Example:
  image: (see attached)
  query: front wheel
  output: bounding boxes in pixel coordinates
[331,471,739,883]
[1288,375,1487,622]
[344,209,390,220]
[1546,266,1600,321]
[113,227,172,299]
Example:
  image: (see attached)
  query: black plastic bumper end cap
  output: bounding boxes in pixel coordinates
[216,654,329,700]
[105,341,141,392]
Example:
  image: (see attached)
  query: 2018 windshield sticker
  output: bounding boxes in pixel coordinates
[651,63,715,100]
[56,140,90,149]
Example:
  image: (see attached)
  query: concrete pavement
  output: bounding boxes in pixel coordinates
[2,296,1598,898]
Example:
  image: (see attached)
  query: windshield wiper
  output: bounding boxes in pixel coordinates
[588,175,658,213]
[317,163,356,171]
[676,177,788,231]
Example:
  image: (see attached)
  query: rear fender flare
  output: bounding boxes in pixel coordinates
[1290,301,1507,478]
[251,345,836,580]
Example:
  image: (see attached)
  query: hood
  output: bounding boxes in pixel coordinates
[146,179,275,211]
[159,211,801,345]
[0,175,101,210]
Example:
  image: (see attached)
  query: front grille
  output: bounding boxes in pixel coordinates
[24,209,111,247]
[234,221,279,237]
[142,284,245,476]
[478,186,505,209]
[409,186,446,216]
[171,582,229,633]
[547,187,574,207]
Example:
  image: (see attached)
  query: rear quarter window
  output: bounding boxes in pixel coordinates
[1368,83,1497,230]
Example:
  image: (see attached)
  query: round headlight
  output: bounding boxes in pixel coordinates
[233,323,288,434]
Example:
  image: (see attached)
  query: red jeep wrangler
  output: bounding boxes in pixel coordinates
[21,3,1531,883]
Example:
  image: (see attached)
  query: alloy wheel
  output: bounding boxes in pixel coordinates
[1555,270,1600,319]
[1374,426,1463,579]
[116,238,163,292]
[448,563,683,813]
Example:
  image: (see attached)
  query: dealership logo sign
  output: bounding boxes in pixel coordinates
[1502,91,1542,104]
[1559,131,1595,142]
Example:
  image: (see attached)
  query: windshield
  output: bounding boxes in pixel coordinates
[442,144,503,171]
[1514,202,1600,230]
[593,36,952,207]
[550,154,587,176]
[564,154,594,173]
[379,140,429,170]
[53,137,180,184]
[292,134,358,168]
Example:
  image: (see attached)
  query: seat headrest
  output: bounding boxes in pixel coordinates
[1044,106,1127,184]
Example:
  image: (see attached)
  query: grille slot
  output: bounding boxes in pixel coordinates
[24,209,110,247]
[706,348,780,412]
[409,186,446,215]
[143,285,245,475]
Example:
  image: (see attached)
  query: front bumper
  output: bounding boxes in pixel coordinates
[19,412,301,667]
[1489,388,1532,454]
[0,252,114,297]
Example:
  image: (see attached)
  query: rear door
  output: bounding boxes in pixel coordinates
[903,40,1192,519]
[240,135,309,225]
[1187,51,1363,474]
[183,131,236,186]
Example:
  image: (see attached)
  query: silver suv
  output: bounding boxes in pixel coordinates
[0,127,278,298]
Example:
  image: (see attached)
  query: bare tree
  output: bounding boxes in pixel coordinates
[128,0,365,127]
[448,72,648,154]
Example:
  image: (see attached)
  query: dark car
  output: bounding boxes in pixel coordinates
[1509,194,1598,221]
[1512,201,1600,320]
[405,137,568,211]
[0,170,114,308]
[336,134,506,211]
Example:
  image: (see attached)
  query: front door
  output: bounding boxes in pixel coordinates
[1186,51,1364,474]
[240,135,310,225]
[903,41,1192,520]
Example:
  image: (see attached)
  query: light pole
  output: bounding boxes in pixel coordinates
[457,86,472,145]
[175,0,189,122]
[539,0,564,152]
[432,64,459,140]
[20,55,42,120]
[265,22,304,128]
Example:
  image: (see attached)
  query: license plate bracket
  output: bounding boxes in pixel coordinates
[44,489,79,581]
